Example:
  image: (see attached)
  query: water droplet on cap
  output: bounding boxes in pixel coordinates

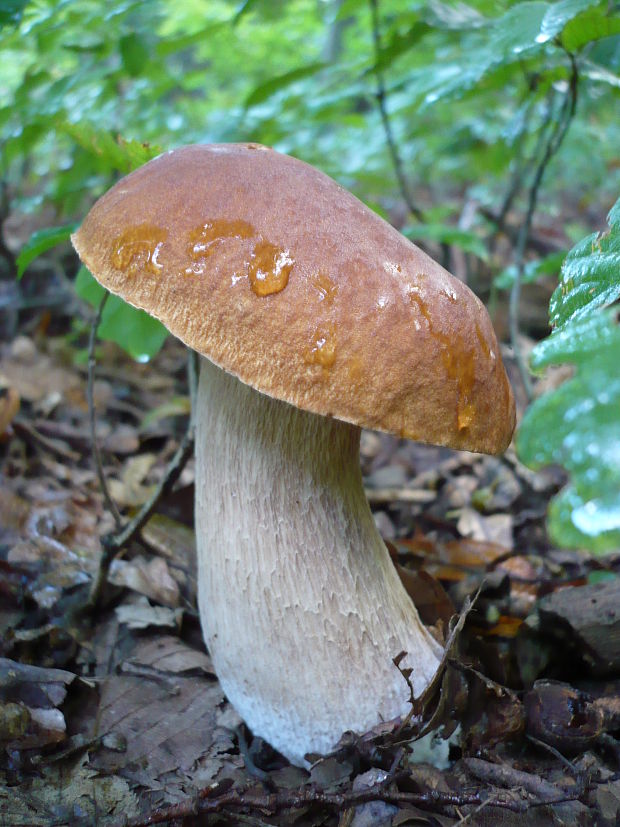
[303,323,337,369]
[112,225,168,276]
[248,241,294,296]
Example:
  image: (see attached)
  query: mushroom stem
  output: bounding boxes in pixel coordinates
[195,357,442,766]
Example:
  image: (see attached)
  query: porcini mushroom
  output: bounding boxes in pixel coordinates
[72,143,515,766]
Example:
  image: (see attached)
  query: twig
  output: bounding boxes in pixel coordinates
[487,92,541,251]
[526,734,579,776]
[117,783,491,826]
[88,291,123,530]
[12,417,81,462]
[101,354,196,554]
[106,767,592,827]
[509,54,579,400]
[368,0,424,223]
[86,306,197,609]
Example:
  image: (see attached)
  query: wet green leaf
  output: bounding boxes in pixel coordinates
[518,200,620,554]
[549,198,620,328]
[490,2,550,57]
[538,0,600,43]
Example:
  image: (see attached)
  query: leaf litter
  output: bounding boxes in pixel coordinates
[1,332,620,826]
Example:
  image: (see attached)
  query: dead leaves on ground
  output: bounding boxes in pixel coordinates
[2,333,620,825]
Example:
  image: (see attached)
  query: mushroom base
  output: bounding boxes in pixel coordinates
[195,357,442,766]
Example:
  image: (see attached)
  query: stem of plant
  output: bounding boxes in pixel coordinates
[86,298,197,609]
[509,53,578,401]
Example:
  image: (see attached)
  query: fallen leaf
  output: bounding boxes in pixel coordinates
[457,508,514,549]
[108,453,157,507]
[127,635,213,676]
[109,555,180,607]
[0,385,19,438]
[115,596,183,630]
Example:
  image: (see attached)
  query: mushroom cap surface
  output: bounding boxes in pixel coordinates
[72,143,515,452]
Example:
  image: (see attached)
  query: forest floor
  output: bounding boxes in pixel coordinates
[1,312,620,827]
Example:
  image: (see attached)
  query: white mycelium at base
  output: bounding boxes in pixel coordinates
[195,357,443,766]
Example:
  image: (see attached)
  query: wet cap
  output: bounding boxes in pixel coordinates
[72,143,515,453]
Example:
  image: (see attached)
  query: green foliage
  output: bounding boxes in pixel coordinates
[549,199,620,326]
[403,223,489,260]
[0,0,30,28]
[493,251,566,290]
[74,267,168,361]
[61,124,162,175]
[17,223,76,278]
[518,199,620,553]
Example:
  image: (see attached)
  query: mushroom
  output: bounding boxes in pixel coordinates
[72,143,515,766]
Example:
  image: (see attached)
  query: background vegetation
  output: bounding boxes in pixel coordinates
[2,0,619,551]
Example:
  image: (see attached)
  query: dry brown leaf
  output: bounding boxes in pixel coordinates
[115,596,182,630]
[91,670,230,784]
[0,658,79,749]
[108,453,158,507]
[457,508,513,549]
[109,555,180,607]
[0,385,19,438]
[128,635,214,675]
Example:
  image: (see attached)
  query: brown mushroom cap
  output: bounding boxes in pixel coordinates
[72,143,515,453]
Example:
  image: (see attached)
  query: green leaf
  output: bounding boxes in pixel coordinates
[538,0,600,43]
[517,201,620,555]
[562,8,620,52]
[245,63,326,109]
[371,21,432,74]
[403,223,489,259]
[232,0,261,25]
[0,0,30,27]
[61,123,162,174]
[491,2,550,58]
[549,197,620,328]
[17,224,78,278]
[119,32,150,77]
[531,309,618,368]
[493,251,565,290]
[155,22,228,57]
[75,267,168,361]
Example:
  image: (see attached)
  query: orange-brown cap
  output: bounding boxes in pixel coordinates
[72,143,515,453]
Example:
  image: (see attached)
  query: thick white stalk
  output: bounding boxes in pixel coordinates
[195,357,442,766]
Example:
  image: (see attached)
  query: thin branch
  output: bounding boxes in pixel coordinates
[86,308,197,610]
[88,291,123,530]
[488,92,544,250]
[509,54,579,400]
[368,0,424,223]
[101,354,197,554]
[103,769,592,827]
